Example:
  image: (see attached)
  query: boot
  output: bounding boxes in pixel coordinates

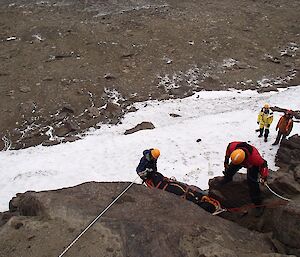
[218,176,232,186]
[264,129,269,142]
[258,128,263,138]
[272,142,278,145]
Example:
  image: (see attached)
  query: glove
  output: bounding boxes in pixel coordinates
[257,121,259,125]
[260,167,268,184]
[260,167,269,178]
[266,124,270,128]
[137,170,148,180]
[259,176,267,185]
[138,168,153,180]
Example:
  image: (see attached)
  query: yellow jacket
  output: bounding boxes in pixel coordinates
[257,107,273,127]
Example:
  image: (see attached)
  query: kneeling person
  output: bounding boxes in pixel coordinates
[136,148,220,213]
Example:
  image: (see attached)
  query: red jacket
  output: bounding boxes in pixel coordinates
[225,141,268,177]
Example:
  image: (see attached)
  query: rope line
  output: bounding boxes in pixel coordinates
[57,177,139,257]
[265,183,292,202]
[226,200,287,213]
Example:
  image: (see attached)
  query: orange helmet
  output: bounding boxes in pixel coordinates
[151,148,160,159]
[230,149,245,165]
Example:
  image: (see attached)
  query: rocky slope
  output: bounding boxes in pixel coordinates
[0,135,300,257]
[0,184,293,257]
[1,0,300,149]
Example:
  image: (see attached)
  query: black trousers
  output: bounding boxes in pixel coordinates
[224,164,261,205]
[146,174,216,213]
[163,182,218,212]
[274,131,286,144]
[259,128,269,139]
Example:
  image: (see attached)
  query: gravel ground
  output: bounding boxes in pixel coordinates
[0,0,299,149]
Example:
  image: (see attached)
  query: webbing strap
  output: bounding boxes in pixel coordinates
[226,200,287,213]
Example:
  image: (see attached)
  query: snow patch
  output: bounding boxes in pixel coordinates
[0,86,300,211]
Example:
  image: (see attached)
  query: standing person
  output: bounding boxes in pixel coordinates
[257,103,274,142]
[272,110,294,145]
[221,142,269,216]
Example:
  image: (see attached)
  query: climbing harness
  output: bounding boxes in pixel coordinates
[265,183,291,202]
[57,177,139,257]
[201,196,222,213]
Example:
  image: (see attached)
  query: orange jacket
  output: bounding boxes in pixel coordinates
[276,115,293,135]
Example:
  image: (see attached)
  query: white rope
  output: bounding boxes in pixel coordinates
[58,177,139,257]
[265,183,291,202]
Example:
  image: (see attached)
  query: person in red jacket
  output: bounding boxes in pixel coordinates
[222,142,268,214]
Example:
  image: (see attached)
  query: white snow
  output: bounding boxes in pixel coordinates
[0,86,299,211]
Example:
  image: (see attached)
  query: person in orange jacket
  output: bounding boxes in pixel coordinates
[272,110,294,145]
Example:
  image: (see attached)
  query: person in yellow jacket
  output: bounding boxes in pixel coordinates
[257,103,273,142]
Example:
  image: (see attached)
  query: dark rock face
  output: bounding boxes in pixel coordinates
[0,182,291,257]
[276,135,300,168]
[209,134,300,256]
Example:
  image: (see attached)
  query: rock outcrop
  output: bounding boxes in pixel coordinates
[0,182,293,257]
[209,134,300,256]
[1,136,300,257]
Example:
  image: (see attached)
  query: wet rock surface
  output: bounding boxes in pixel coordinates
[0,0,300,149]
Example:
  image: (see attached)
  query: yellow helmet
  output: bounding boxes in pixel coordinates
[264,103,270,109]
[151,148,160,159]
[230,149,245,165]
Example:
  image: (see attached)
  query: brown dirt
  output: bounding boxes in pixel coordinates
[0,0,299,149]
